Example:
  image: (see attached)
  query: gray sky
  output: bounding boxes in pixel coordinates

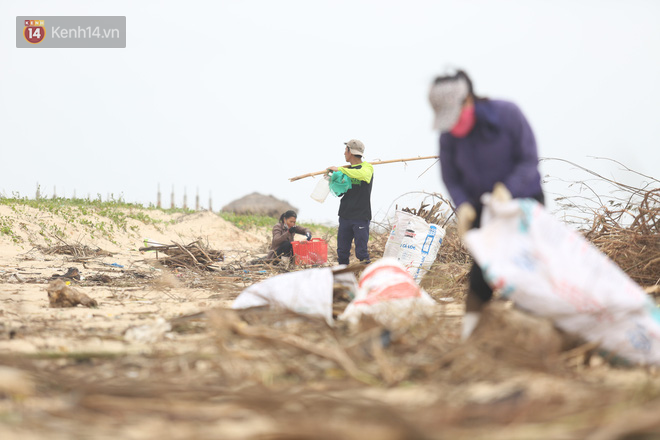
[2,0,659,225]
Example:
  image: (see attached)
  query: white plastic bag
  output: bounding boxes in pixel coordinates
[339,258,437,328]
[383,210,445,284]
[232,268,334,325]
[464,195,660,365]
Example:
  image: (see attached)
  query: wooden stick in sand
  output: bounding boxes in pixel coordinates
[288,155,439,182]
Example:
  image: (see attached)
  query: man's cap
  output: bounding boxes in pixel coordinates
[344,139,365,156]
[428,76,469,131]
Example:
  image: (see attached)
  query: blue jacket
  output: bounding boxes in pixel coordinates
[439,99,543,208]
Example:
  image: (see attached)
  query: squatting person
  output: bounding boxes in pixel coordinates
[266,210,312,263]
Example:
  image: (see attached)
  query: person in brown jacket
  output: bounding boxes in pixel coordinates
[266,210,312,262]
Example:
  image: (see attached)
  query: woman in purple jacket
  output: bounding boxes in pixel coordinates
[428,70,544,339]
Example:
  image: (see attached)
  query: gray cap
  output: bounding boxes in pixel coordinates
[428,76,469,131]
[344,139,365,156]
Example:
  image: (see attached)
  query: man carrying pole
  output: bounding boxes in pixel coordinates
[327,139,374,265]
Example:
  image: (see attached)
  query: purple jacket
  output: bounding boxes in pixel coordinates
[439,99,543,208]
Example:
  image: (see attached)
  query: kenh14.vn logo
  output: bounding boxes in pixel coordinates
[24,20,46,44]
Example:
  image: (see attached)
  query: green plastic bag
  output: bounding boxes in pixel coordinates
[329,171,352,196]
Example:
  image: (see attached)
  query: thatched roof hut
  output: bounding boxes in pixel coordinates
[221,192,298,218]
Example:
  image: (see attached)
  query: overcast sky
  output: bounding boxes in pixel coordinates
[2,1,659,225]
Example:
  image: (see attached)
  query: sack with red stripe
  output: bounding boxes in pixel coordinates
[339,258,437,328]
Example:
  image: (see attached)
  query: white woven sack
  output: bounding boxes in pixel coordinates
[464,195,660,365]
[383,211,445,284]
[383,210,417,259]
[232,268,334,325]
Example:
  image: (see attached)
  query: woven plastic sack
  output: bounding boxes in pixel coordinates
[339,258,437,328]
[383,210,445,284]
[329,171,352,196]
[464,195,660,365]
[383,210,417,259]
[232,268,334,325]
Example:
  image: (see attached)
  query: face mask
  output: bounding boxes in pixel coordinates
[450,103,476,138]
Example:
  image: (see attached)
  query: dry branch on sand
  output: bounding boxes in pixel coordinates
[139,240,224,271]
[39,243,113,258]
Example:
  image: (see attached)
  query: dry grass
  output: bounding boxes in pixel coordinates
[583,188,660,287]
[546,157,660,288]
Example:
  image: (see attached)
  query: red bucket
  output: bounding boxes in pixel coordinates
[291,238,328,265]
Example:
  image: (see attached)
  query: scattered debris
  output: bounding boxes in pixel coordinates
[51,267,81,281]
[9,273,25,283]
[46,279,98,308]
[85,274,113,284]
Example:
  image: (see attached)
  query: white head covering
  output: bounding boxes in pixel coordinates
[428,76,469,131]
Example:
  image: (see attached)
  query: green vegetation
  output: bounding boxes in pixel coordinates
[301,222,337,239]
[0,195,180,244]
[218,212,278,230]
[0,195,338,244]
[0,215,21,243]
[217,212,337,238]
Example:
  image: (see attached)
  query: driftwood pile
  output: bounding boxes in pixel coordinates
[139,240,224,271]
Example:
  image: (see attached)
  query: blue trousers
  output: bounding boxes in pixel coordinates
[337,217,370,265]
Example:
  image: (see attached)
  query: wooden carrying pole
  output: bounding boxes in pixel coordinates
[289,155,439,182]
